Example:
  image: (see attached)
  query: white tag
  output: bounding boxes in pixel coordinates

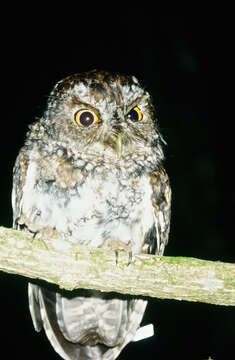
[132,324,154,342]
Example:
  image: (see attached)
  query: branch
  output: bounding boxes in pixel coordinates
[0,226,234,306]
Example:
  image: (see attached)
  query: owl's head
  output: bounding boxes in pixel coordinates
[30,70,164,162]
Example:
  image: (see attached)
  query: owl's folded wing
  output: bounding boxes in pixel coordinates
[150,165,171,255]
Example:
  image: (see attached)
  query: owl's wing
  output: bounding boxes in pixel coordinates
[12,149,29,227]
[148,165,171,256]
[12,149,45,331]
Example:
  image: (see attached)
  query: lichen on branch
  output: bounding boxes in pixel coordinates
[0,226,234,306]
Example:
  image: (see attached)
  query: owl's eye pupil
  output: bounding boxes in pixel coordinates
[79,111,94,127]
[127,107,143,122]
[128,109,138,121]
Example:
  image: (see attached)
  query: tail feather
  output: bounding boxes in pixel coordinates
[28,284,147,360]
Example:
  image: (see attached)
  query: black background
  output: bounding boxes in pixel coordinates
[0,11,232,360]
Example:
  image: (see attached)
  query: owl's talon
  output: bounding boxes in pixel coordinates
[115,249,119,265]
[128,251,132,265]
[114,250,132,265]
[32,231,38,239]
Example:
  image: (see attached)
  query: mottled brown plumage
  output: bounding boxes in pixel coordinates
[12,70,171,359]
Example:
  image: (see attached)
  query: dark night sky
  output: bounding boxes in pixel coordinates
[0,12,232,360]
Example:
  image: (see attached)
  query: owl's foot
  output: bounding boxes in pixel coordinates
[114,250,132,266]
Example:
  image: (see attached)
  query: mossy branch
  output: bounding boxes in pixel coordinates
[0,226,234,306]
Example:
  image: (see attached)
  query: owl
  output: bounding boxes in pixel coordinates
[12,70,171,360]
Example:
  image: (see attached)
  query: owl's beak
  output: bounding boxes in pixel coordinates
[115,132,123,158]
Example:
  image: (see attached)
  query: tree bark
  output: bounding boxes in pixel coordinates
[0,226,234,306]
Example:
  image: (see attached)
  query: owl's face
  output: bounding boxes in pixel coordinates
[30,70,162,160]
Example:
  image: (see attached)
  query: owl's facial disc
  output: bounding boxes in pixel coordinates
[72,103,145,158]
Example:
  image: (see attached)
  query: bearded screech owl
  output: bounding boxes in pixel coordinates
[12,70,171,360]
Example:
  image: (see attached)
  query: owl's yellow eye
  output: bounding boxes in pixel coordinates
[74,109,99,127]
[127,106,143,122]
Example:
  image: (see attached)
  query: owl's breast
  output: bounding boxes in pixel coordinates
[19,156,155,253]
